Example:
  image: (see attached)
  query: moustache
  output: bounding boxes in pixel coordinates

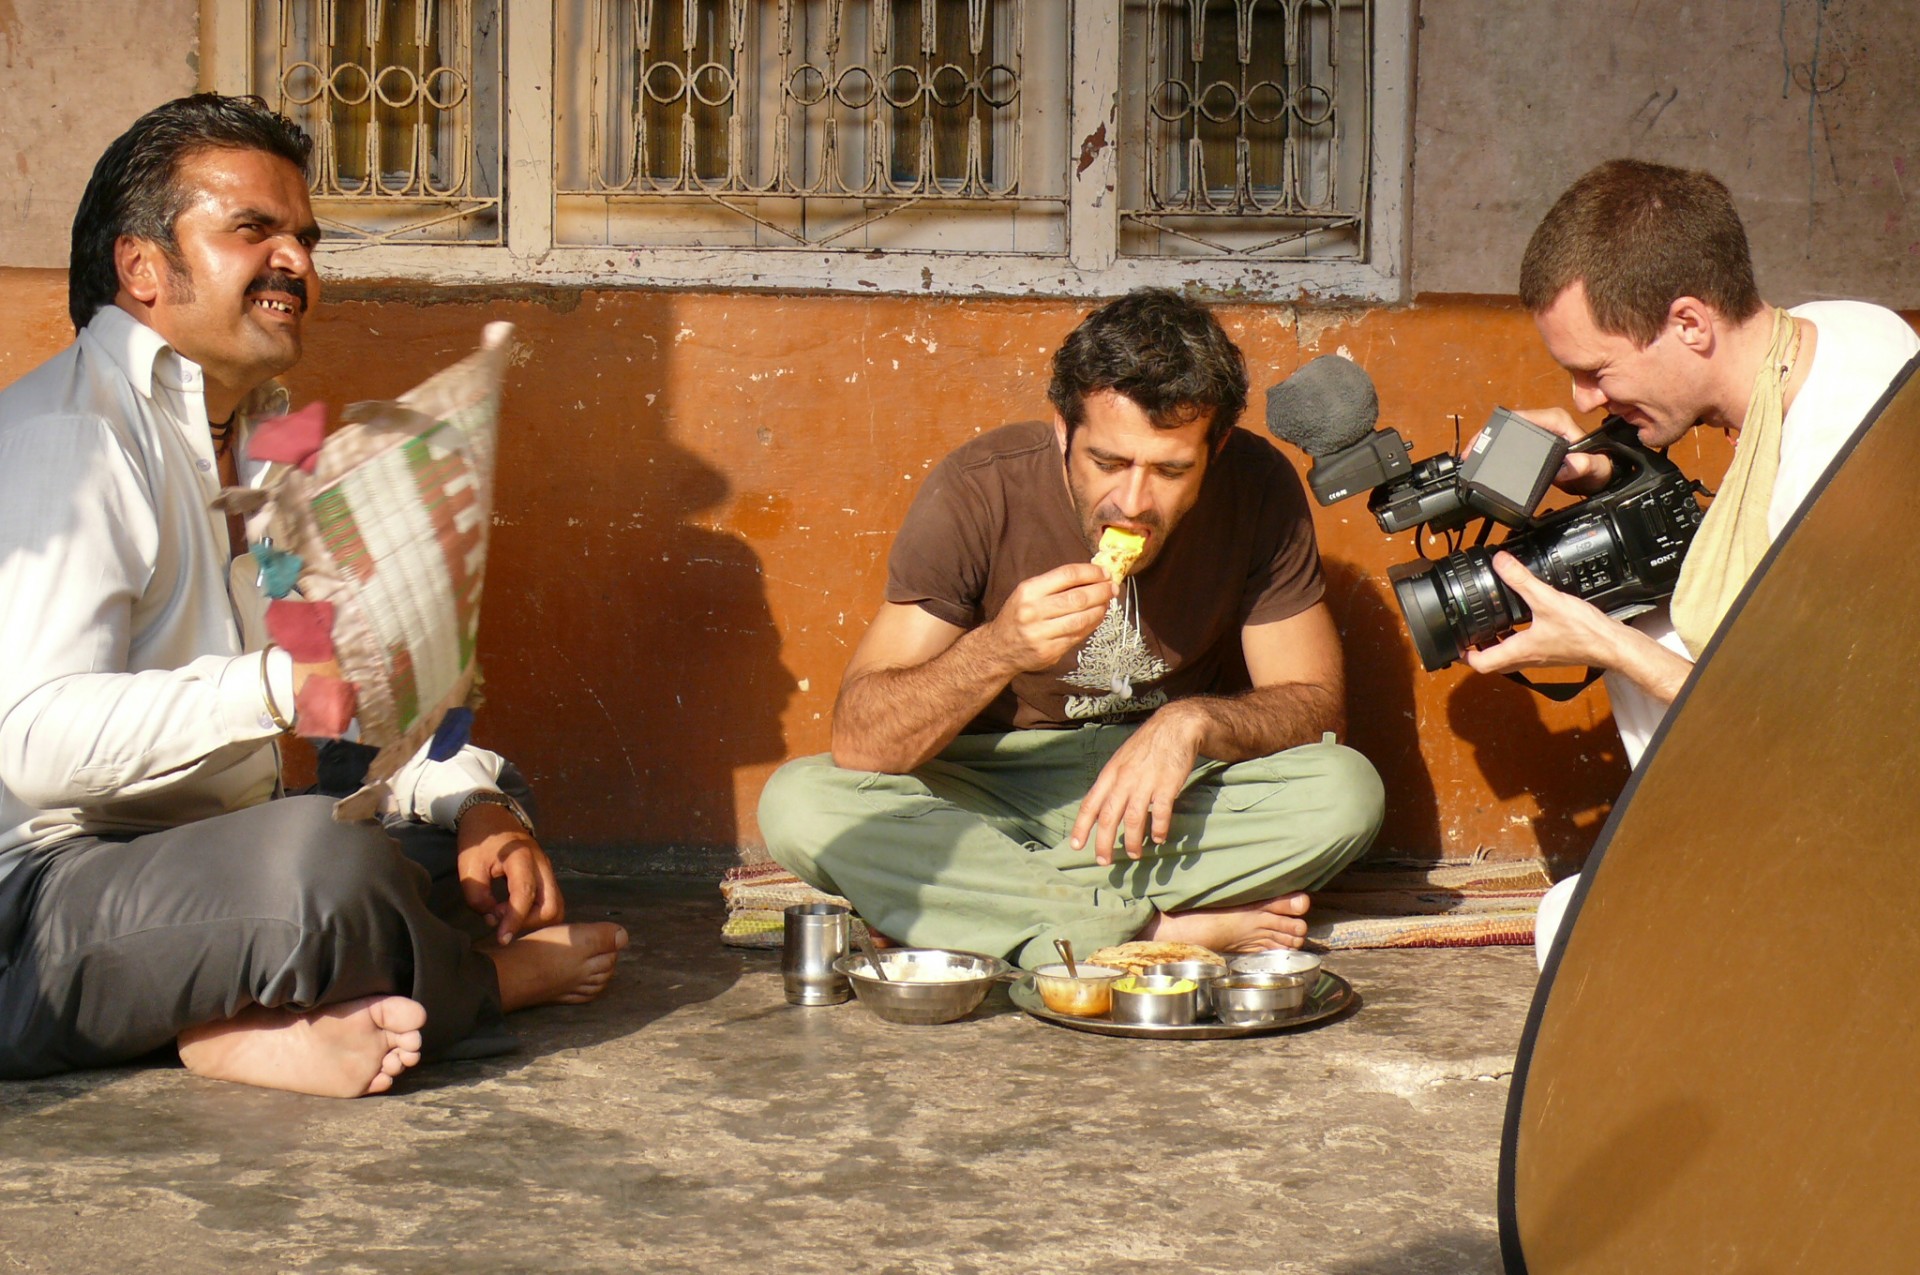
[1092,507,1163,534]
[245,272,308,311]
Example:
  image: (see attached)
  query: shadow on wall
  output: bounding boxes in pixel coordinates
[1323,554,1625,870]
[1323,556,1442,861]
[1446,669,1626,876]
[295,297,800,869]
[482,315,799,866]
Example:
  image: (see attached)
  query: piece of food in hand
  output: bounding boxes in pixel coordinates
[1091,526,1146,586]
[1086,940,1224,979]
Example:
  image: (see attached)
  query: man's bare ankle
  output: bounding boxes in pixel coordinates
[486,922,628,1012]
[1136,893,1315,954]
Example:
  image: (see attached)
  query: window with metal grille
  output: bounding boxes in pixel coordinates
[245,0,504,246]
[552,0,1058,252]
[1121,0,1369,261]
[209,0,1409,297]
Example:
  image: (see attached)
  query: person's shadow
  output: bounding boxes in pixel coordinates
[324,305,809,857]
[481,433,800,866]
[290,299,802,870]
[1320,554,1625,881]
[1445,666,1628,878]
[1321,556,1443,863]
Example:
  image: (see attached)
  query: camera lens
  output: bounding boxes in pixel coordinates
[1388,550,1526,671]
[1388,564,1460,671]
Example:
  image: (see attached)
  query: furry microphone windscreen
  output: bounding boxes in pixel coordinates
[1264,355,1380,456]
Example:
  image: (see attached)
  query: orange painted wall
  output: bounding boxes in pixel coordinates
[1,269,1762,870]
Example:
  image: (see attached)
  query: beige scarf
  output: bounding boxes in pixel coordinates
[1668,307,1801,656]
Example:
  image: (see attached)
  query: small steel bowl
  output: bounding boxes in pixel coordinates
[1030,963,1126,1018]
[1213,970,1312,1025]
[1143,960,1231,1018]
[1228,949,1323,981]
[1110,973,1199,1026]
[832,948,1010,1025]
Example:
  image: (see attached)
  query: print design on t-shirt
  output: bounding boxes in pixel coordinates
[1064,591,1170,721]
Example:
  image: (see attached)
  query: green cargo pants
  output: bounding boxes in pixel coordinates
[757,726,1383,969]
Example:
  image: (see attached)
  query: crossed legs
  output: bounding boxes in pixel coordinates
[758,726,1384,968]
[0,796,626,1096]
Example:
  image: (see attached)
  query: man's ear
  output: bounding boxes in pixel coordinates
[1667,296,1717,355]
[1053,411,1069,455]
[114,235,168,306]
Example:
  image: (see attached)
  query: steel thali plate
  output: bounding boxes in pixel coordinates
[1009,969,1356,1039]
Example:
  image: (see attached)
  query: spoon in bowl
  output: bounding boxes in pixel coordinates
[1053,938,1079,978]
[859,927,890,981]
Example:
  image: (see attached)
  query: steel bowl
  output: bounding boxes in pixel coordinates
[1144,960,1231,1018]
[1110,973,1200,1026]
[1213,970,1313,1025]
[1228,949,1323,981]
[1030,962,1126,1017]
[831,948,1010,1025]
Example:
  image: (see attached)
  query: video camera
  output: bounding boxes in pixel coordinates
[1266,357,1706,679]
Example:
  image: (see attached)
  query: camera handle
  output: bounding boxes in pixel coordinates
[1560,415,1666,491]
[1497,418,1667,701]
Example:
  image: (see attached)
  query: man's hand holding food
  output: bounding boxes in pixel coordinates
[979,562,1116,677]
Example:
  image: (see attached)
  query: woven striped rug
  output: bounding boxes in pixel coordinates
[719,855,1552,952]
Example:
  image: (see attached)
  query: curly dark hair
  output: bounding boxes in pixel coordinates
[69,93,313,332]
[1519,159,1762,347]
[1047,288,1249,449]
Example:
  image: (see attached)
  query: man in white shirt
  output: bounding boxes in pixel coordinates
[1459,160,1919,965]
[0,94,627,1096]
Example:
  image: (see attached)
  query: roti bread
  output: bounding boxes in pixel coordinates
[1091,526,1146,586]
[1086,940,1224,977]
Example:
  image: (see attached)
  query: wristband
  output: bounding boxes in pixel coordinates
[260,644,294,733]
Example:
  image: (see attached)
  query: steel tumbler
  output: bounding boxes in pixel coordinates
[782,902,852,1005]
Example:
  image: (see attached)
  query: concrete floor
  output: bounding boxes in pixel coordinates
[0,875,1539,1275]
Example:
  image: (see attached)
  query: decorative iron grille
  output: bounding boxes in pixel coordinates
[251,0,503,245]
[1121,0,1370,260]
[555,0,1045,249]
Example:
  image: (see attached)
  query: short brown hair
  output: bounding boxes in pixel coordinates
[1519,159,1762,347]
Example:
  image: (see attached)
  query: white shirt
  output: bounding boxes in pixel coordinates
[0,306,508,877]
[1607,300,1920,764]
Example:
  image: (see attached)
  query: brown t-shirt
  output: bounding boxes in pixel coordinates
[886,421,1324,732]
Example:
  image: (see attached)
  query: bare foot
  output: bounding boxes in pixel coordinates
[1140,892,1312,953]
[486,922,629,1012]
[177,995,427,1098]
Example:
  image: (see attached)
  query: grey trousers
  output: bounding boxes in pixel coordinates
[759,726,1384,969]
[0,793,511,1079]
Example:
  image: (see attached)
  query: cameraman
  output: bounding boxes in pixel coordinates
[1463,160,1918,964]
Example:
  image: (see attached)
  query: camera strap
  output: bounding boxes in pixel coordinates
[1504,668,1604,702]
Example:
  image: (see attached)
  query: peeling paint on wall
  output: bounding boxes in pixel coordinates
[1075,123,1110,176]
[1296,308,1359,350]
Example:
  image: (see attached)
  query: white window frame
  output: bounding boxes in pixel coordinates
[205,2,1413,300]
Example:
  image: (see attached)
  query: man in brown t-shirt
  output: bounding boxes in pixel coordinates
[759,290,1384,968]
